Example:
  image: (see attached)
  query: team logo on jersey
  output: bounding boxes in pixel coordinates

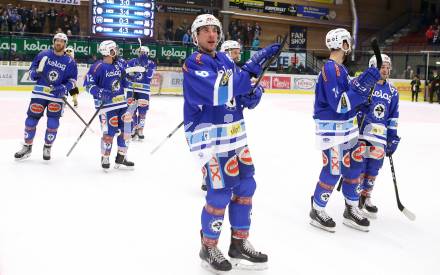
[320,192,331,202]
[195,53,203,65]
[121,112,132,123]
[109,116,119,127]
[48,102,62,113]
[224,155,239,177]
[138,99,149,107]
[111,80,120,92]
[239,147,253,165]
[343,152,350,168]
[135,73,143,81]
[46,133,55,142]
[48,70,59,82]
[209,218,223,233]
[373,103,386,120]
[322,152,329,167]
[30,103,44,114]
[220,69,233,86]
[225,98,236,111]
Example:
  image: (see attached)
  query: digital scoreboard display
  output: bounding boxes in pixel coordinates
[91,0,155,38]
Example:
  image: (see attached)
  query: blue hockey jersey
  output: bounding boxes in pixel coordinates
[358,81,399,144]
[29,49,77,103]
[126,56,157,94]
[84,58,128,113]
[183,51,258,167]
[313,59,365,150]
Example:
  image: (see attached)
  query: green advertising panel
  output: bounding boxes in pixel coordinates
[0,36,253,63]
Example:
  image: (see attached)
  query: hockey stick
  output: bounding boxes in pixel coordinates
[66,102,104,157]
[337,38,381,192]
[389,155,416,221]
[37,56,94,133]
[150,36,288,155]
[150,121,184,155]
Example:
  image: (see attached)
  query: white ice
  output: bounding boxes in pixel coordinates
[0,91,438,275]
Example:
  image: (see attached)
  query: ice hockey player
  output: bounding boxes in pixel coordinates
[309,28,380,232]
[14,32,78,161]
[220,40,242,63]
[201,39,243,192]
[183,14,280,273]
[357,54,400,219]
[83,40,134,171]
[126,45,156,141]
[65,46,79,108]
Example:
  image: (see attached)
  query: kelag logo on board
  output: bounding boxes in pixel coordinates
[272,76,291,89]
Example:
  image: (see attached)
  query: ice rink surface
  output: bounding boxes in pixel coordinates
[0,91,438,275]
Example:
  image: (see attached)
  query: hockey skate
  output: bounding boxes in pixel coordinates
[343,201,370,232]
[137,129,145,141]
[43,144,52,160]
[14,144,32,160]
[228,234,268,270]
[114,153,135,170]
[309,196,336,233]
[101,156,110,171]
[200,232,232,274]
[359,195,378,219]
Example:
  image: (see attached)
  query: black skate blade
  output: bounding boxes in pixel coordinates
[310,220,336,233]
[230,258,268,271]
[343,218,369,232]
[200,261,230,274]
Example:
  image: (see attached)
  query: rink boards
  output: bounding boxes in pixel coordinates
[0,65,422,100]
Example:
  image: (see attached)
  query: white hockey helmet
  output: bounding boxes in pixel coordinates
[191,14,223,47]
[325,28,352,53]
[53,32,68,45]
[220,40,241,52]
[65,46,75,58]
[99,40,118,56]
[138,46,150,56]
[369,54,392,70]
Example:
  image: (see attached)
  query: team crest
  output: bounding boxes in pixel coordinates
[209,218,223,233]
[111,80,120,91]
[373,103,386,120]
[135,72,143,81]
[48,70,59,82]
[320,192,331,202]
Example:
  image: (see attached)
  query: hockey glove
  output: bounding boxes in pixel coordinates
[386,135,400,157]
[242,43,281,77]
[29,70,40,81]
[51,85,67,98]
[351,67,381,98]
[240,85,264,109]
[97,89,113,103]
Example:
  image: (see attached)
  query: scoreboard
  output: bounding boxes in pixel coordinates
[91,0,155,39]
